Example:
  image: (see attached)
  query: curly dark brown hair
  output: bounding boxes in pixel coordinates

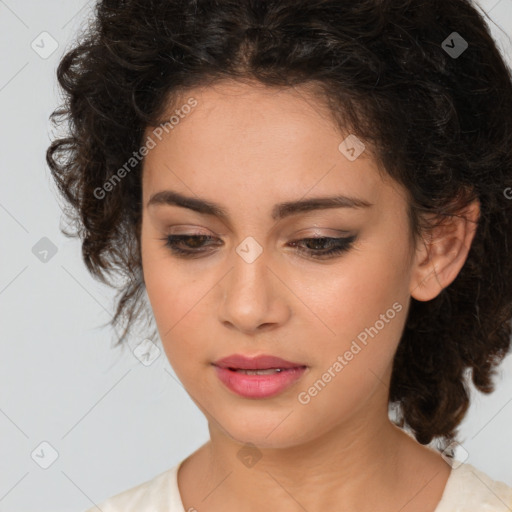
[47,0,512,452]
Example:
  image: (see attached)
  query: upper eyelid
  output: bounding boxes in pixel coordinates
[164,233,354,242]
[164,225,354,236]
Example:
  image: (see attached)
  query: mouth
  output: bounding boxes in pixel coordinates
[211,354,308,398]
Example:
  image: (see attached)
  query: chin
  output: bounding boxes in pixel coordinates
[212,410,315,450]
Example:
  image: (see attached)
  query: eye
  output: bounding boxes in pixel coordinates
[289,235,357,259]
[159,234,219,258]
[159,233,357,260]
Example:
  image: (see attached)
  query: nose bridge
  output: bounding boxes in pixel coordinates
[219,240,284,331]
[227,241,269,307]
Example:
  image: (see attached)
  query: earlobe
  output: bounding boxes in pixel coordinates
[410,199,480,302]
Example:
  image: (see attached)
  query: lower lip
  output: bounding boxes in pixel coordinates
[213,365,307,399]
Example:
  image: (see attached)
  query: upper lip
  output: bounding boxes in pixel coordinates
[213,354,307,370]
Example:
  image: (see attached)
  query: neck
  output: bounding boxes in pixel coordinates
[186,413,431,512]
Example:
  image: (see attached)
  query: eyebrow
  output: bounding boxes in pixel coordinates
[147,190,373,221]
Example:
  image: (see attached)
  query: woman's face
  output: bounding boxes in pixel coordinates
[140,80,420,448]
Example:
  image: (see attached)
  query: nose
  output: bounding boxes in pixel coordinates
[218,251,291,334]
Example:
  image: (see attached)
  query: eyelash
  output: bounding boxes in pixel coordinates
[159,234,357,260]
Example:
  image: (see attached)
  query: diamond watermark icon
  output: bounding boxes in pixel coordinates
[237,442,263,468]
[236,236,263,264]
[31,441,59,469]
[442,32,468,59]
[133,338,161,366]
[441,440,469,469]
[32,237,58,263]
[31,31,59,59]
[338,134,366,161]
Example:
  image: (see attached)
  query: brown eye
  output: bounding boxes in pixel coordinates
[288,235,357,259]
[159,234,219,257]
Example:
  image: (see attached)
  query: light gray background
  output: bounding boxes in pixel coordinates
[1,1,511,511]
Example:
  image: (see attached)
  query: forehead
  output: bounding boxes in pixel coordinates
[157,80,349,152]
[141,80,401,221]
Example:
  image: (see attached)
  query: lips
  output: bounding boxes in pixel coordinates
[212,354,306,371]
[212,354,308,398]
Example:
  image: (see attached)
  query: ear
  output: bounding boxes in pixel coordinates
[410,198,480,302]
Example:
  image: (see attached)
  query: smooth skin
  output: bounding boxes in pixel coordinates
[140,79,480,512]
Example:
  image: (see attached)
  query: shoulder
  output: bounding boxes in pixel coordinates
[435,462,512,512]
[82,460,186,512]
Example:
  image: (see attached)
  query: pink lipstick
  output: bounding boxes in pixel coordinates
[212,354,307,399]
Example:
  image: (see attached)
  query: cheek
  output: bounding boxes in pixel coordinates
[141,223,196,322]
[144,271,203,382]
[143,262,201,345]
[306,247,410,365]
[141,236,221,384]
[336,261,400,316]
[292,255,409,422]
[141,230,188,350]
